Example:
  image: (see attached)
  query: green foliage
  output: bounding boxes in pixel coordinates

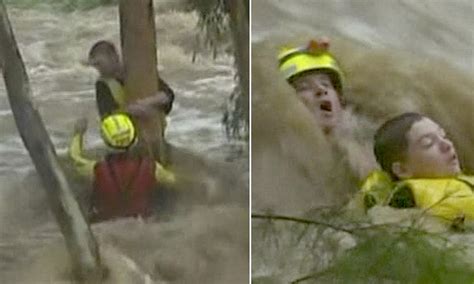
[253,211,474,284]
[295,227,474,284]
[187,0,248,141]
[188,0,230,59]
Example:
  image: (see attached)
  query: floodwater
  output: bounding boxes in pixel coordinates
[0,1,248,283]
[252,0,474,282]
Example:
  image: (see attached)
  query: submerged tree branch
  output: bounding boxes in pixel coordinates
[252,213,354,234]
[0,1,103,281]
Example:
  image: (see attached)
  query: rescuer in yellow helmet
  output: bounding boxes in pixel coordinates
[69,113,175,222]
[278,38,345,133]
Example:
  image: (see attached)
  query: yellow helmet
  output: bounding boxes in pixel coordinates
[100,113,137,149]
[278,39,344,93]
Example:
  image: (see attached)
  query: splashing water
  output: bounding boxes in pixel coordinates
[252,0,474,282]
[0,1,248,283]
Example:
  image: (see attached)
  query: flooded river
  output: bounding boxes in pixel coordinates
[0,1,248,283]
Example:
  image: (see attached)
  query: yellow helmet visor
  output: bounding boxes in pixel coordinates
[101,113,137,149]
[278,40,344,91]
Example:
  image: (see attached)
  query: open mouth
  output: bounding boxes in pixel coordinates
[450,154,458,162]
[319,101,332,112]
[448,153,459,166]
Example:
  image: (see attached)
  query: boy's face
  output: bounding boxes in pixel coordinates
[291,71,343,133]
[88,49,120,77]
[394,117,461,179]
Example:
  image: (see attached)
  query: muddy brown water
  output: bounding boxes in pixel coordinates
[0,1,248,283]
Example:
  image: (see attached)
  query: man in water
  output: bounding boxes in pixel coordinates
[278,38,345,134]
[69,113,176,222]
[278,38,377,180]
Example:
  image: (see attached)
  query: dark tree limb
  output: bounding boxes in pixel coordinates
[228,0,249,126]
[252,213,354,234]
[0,1,103,281]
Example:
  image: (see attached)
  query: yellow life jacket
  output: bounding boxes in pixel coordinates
[97,77,169,138]
[99,77,126,109]
[399,176,474,222]
[360,170,394,209]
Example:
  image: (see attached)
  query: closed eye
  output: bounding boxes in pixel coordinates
[295,84,310,92]
[439,129,447,139]
[419,136,434,148]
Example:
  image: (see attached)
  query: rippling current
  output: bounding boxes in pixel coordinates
[0,1,248,283]
[252,0,473,282]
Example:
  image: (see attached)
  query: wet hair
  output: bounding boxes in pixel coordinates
[88,40,119,60]
[373,112,424,179]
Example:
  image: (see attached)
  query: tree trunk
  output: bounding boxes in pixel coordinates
[228,0,249,127]
[119,0,166,162]
[0,1,103,281]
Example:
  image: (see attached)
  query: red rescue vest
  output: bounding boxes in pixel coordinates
[92,153,157,222]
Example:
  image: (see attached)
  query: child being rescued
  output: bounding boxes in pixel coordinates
[361,112,474,225]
